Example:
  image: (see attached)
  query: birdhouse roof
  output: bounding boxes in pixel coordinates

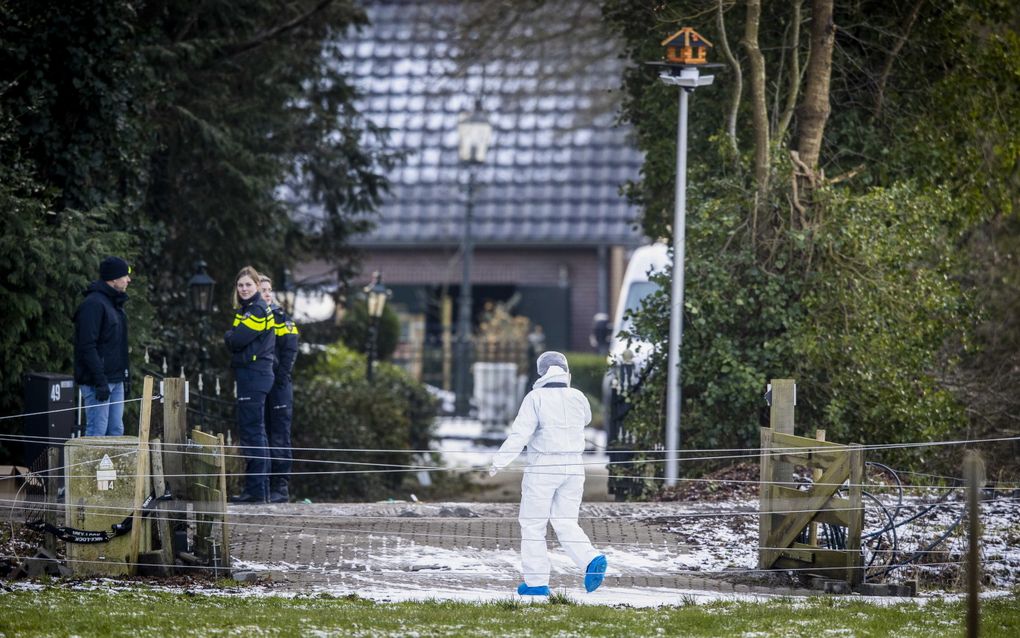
[660,27,713,49]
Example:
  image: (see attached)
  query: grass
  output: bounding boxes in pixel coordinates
[0,586,1018,637]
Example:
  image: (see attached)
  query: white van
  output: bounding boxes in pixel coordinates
[592,243,670,421]
[607,242,670,366]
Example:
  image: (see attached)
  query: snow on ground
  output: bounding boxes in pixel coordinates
[4,492,1017,607]
[3,416,1017,607]
[217,494,1019,607]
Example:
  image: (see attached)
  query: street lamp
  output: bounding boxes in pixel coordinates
[187,260,216,426]
[187,260,216,315]
[454,98,492,416]
[653,29,717,486]
[364,272,390,381]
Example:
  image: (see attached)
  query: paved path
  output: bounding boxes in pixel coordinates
[227,502,817,597]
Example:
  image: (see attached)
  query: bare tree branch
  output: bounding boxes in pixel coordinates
[716,0,742,159]
[741,0,771,205]
[219,0,337,61]
[872,0,925,119]
[775,0,803,145]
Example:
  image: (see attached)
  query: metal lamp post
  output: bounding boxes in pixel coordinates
[187,260,216,426]
[364,272,390,381]
[454,99,492,417]
[656,52,715,486]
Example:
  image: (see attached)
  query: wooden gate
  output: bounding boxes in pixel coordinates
[161,377,231,572]
[185,428,231,571]
[758,380,864,586]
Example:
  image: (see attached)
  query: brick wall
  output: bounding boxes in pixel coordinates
[357,247,603,351]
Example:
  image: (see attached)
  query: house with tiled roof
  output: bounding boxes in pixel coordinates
[296,0,646,373]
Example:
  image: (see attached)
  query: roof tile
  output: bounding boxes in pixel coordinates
[330,0,645,246]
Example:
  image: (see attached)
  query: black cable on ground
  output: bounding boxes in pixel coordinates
[874,501,967,578]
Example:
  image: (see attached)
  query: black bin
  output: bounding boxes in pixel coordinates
[23,372,78,468]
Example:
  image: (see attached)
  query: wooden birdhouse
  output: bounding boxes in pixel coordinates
[661,27,712,65]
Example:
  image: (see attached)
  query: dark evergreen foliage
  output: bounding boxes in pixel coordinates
[602,0,1020,485]
[0,1,398,462]
[292,344,437,500]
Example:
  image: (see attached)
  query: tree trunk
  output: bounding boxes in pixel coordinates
[796,0,835,171]
[742,0,770,199]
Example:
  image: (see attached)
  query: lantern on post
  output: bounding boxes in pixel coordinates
[364,272,391,381]
[187,260,216,315]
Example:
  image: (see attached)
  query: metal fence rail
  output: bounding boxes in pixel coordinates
[394,340,539,422]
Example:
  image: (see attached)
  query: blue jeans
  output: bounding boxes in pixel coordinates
[236,368,274,500]
[82,382,125,436]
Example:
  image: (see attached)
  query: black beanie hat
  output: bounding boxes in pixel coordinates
[99,256,130,281]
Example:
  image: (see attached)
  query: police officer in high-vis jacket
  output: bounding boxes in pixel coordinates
[225,266,276,503]
[259,275,299,503]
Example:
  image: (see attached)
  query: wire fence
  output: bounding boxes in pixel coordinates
[2,392,1018,590]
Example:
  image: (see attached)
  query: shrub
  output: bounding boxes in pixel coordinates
[565,351,607,428]
[564,351,607,399]
[291,343,437,500]
[338,302,401,360]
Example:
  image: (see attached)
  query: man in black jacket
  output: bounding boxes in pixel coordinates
[74,256,131,436]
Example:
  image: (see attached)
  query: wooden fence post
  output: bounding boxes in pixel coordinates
[45,447,60,554]
[808,429,826,546]
[846,443,864,586]
[758,427,774,569]
[163,377,187,500]
[217,432,231,570]
[128,375,154,575]
[965,450,984,638]
[150,439,175,574]
[769,379,796,488]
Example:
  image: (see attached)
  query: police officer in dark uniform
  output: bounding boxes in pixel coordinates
[225,266,275,503]
[259,275,299,503]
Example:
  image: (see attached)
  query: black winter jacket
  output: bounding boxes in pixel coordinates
[225,296,276,372]
[269,304,299,383]
[73,281,130,387]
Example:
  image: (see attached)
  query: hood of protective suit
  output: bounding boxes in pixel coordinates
[533,365,570,389]
[493,362,591,471]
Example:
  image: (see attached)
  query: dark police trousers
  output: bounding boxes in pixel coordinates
[265,379,293,493]
[236,368,274,500]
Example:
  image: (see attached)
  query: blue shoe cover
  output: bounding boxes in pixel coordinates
[584,555,607,592]
[517,583,551,596]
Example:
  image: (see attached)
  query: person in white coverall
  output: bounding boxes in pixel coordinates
[489,351,607,596]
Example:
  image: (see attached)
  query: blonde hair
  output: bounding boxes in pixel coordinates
[232,265,262,309]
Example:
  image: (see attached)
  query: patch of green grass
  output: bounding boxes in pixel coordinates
[0,587,1018,637]
[548,591,577,606]
[492,598,522,611]
[213,577,243,588]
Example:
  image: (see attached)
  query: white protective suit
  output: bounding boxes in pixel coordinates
[491,364,600,588]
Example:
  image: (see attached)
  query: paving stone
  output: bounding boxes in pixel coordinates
[823,580,852,595]
[226,503,816,596]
